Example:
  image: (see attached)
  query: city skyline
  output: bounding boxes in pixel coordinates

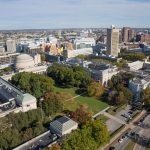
[0,0,150,29]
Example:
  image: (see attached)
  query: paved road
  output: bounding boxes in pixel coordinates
[13,131,55,150]
[133,115,150,150]
[114,126,141,150]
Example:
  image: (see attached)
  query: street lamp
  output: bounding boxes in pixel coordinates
[40,97,44,122]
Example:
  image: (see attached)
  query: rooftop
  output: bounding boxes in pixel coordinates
[50,116,78,133]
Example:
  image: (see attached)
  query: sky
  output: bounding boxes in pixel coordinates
[0,0,150,29]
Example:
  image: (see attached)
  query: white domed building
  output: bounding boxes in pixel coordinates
[1,53,47,81]
[15,54,35,70]
[14,53,47,74]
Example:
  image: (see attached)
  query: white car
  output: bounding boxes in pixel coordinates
[118,138,123,143]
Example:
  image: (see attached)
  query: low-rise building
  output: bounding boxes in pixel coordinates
[125,61,144,71]
[63,48,93,59]
[0,77,37,117]
[0,52,20,69]
[50,116,78,136]
[129,76,150,102]
[87,62,119,86]
[125,60,150,71]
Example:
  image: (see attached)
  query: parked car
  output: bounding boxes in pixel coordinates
[124,132,129,137]
[118,138,123,143]
[122,113,132,119]
[128,111,133,115]
[122,135,126,139]
[109,146,115,150]
[49,134,57,141]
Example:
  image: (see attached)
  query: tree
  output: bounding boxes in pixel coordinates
[62,128,98,150]
[142,88,150,105]
[47,64,91,88]
[22,128,33,142]
[115,91,126,105]
[0,117,11,133]
[49,144,61,150]
[89,120,110,146]
[70,105,92,125]
[43,92,63,116]
[41,53,46,62]
[3,66,13,73]
[120,86,133,102]
[119,52,146,61]
[61,120,109,150]
[0,109,45,150]
[11,72,54,99]
[87,81,104,97]
[76,54,88,60]
[120,47,127,53]
[0,128,21,150]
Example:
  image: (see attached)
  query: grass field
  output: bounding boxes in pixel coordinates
[95,114,109,123]
[76,96,109,113]
[53,86,77,96]
[53,86,109,114]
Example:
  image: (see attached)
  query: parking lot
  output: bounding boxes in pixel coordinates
[115,105,131,121]
[106,119,123,134]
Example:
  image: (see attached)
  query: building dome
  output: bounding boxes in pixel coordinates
[15,54,35,69]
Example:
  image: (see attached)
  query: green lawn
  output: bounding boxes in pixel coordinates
[53,86,77,96]
[54,86,109,114]
[63,99,79,111]
[95,114,109,123]
[75,96,109,114]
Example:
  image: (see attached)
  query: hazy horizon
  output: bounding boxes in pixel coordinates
[0,0,150,30]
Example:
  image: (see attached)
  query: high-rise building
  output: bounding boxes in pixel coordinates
[107,25,119,57]
[122,27,135,43]
[6,39,16,53]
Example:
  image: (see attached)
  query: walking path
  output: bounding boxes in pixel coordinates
[92,107,110,118]
[64,92,86,102]
[103,112,126,125]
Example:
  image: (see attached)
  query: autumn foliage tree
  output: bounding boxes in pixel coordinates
[70,105,92,125]
[43,92,64,116]
[49,144,61,150]
[87,81,104,98]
